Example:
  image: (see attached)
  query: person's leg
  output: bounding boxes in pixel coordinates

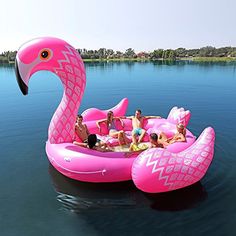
[99,140,108,148]
[121,131,129,145]
[117,132,125,146]
[119,130,129,145]
[132,129,137,144]
[73,141,87,147]
[138,129,146,143]
[159,132,168,141]
[129,142,134,151]
[158,139,169,148]
[109,130,119,138]
[109,130,123,146]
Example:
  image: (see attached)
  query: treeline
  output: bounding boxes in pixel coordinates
[0,51,17,63]
[1,46,236,63]
[78,46,236,60]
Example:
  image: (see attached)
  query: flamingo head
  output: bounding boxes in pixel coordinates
[15,37,81,95]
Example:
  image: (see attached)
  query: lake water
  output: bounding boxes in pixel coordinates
[1,61,236,236]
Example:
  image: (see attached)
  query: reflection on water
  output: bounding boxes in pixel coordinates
[49,164,147,212]
[49,164,207,213]
[84,60,236,68]
[147,182,207,211]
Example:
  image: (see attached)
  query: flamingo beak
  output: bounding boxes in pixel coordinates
[15,58,28,95]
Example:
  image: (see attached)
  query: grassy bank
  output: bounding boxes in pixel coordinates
[0,55,9,63]
[184,57,236,62]
[1,56,236,65]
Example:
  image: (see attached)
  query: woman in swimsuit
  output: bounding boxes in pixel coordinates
[96,111,129,146]
[159,123,186,145]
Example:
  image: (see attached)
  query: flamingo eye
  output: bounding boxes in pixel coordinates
[39,49,52,61]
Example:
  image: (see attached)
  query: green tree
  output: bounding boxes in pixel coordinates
[124,48,135,58]
[151,49,164,59]
[175,48,186,57]
[168,50,176,60]
[199,46,216,57]
[115,51,123,58]
[106,49,114,58]
[98,48,106,59]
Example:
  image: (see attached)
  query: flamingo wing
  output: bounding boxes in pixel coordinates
[132,127,215,193]
[81,98,129,122]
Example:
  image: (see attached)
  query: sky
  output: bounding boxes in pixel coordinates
[0,0,236,53]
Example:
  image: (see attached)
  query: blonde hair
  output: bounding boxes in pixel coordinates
[177,123,185,129]
[177,123,186,135]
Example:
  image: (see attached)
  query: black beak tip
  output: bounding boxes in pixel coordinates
[21,87,28,96]
[15,59,28,95]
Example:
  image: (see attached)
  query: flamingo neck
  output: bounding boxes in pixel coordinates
[48,47,86,144]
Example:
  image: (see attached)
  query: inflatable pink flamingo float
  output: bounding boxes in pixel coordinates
[15,37,215,193]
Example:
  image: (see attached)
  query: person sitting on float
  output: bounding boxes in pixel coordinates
[96,111,129,146]
[126,109,161,144]
[73,115,90,146]
[73,115,107,148]
[159,123,186,145]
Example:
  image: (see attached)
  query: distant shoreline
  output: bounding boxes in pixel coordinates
[1,46,236,64]
[82,57,236,62]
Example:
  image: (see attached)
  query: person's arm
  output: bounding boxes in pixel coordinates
[73,132,76,142]
[177,134,186,142]
[73,141,87,147]
[168,135,176,144]
[85,124,90,136]
[120,118,124,128]
[166,137,173,142]
[118,116,127,119]
[125,116,133,119]
[114,117,125,128]
[74,125,79,139]
[144,115,162,119]
[169,134,186,144]
[96,119,106,132]
[161,142,168,149]
[159,140,169,148]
